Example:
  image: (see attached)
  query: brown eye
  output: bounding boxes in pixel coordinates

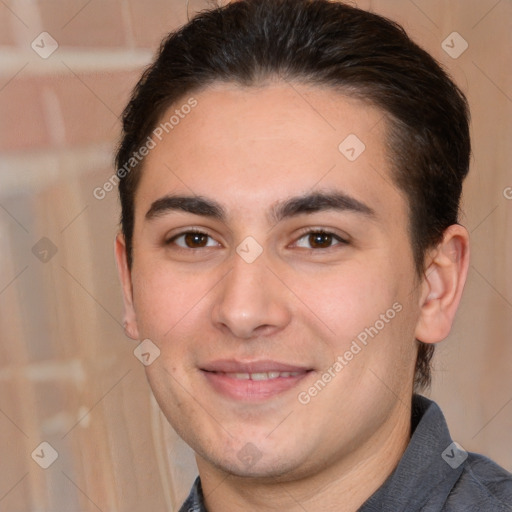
[308,232,334,248]
[184,232,208,248]
[167,231,219,249]
[294,230,348,250]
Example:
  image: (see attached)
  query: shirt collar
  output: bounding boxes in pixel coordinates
[359,394,463,511]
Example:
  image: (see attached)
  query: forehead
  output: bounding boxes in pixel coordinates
[136,82,405,225]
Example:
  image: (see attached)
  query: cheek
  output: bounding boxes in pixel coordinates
[131,261,199,339]
[130,258,231,357]
[292,261,400,341]
[294,257,419,389]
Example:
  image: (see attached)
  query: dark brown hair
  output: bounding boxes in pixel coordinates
[115,0,471,391]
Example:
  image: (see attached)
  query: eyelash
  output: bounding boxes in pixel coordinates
[294,228,349,250]
[165,228,349,251]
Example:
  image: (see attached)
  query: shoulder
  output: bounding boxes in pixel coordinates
[445,452,512,511]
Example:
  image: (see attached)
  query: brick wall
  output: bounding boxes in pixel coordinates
[0,1,199,510]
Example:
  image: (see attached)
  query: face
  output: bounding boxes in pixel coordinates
[117,83,426,481]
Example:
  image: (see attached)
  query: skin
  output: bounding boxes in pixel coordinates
[115,82,470,511]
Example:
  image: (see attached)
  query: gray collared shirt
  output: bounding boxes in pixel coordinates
[179,395,512,511]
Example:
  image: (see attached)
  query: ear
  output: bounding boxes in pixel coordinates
[114,233,140,340]
[415,224,470,344]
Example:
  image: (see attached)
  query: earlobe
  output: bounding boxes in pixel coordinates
[414,224,470,344]
[114,233,140,340]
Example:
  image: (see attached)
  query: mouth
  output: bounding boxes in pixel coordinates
[211,370,305,380]
[200,360,314,401]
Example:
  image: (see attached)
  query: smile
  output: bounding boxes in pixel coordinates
[200,361,313,401]
[215,371,304,380]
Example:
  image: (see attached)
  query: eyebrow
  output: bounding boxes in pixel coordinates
[145,191,376,223]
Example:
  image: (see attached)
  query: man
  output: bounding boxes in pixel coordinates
[114,0,512,510]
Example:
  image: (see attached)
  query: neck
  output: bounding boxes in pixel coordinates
[197,399,411,512]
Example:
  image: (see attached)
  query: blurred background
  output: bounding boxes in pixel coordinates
[0,0,511,510]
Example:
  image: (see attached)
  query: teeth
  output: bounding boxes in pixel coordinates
[250,372,268,381]
[225,371,303,380]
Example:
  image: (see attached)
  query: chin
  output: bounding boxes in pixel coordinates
[195,439,316,482]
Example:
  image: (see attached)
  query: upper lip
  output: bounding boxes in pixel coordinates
[201,359,312,373]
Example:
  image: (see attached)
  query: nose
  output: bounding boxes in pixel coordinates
[211,252,292,339]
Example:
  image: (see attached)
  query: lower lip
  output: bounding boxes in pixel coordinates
[202,371,312,401]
